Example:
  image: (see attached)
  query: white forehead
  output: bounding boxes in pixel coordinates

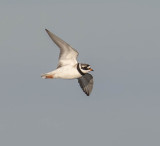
[82,64,90,67]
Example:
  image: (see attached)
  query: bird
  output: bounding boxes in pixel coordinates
[41,29,94,96]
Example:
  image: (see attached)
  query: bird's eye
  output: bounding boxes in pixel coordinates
[82,66,88,70]
[81,64,91,70]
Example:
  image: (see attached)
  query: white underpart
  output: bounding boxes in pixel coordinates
[43,65,82,79]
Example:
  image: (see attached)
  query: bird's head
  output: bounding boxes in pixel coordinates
[79,63,94,74]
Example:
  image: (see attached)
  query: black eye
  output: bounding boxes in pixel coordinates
[82,66,90,70]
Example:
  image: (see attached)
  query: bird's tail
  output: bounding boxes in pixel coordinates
[41,73,54,79]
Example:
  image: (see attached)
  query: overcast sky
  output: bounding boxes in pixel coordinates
[0,1,160,146]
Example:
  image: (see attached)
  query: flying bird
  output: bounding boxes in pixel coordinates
[41,29,94,96]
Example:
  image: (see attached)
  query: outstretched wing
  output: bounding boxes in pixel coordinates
[45,29,79,68]
[78,73,93,96]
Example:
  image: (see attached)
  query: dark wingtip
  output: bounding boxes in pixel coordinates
[45,29,49,32]
[86,92,90,96]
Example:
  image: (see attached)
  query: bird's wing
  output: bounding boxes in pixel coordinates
[45,29,79,68]
[78,73,93,96]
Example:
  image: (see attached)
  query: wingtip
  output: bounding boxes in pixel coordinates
[45,28,49,32]
[86,92,90,96]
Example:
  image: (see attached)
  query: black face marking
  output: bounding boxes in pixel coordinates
[81,64,90,70]
[77,63,85,75]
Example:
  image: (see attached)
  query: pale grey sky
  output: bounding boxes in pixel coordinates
[0,1,160,146]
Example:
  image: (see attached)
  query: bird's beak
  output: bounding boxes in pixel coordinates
[90,68,94,71]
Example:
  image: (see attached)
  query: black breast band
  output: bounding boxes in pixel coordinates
[77,63,85,76]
